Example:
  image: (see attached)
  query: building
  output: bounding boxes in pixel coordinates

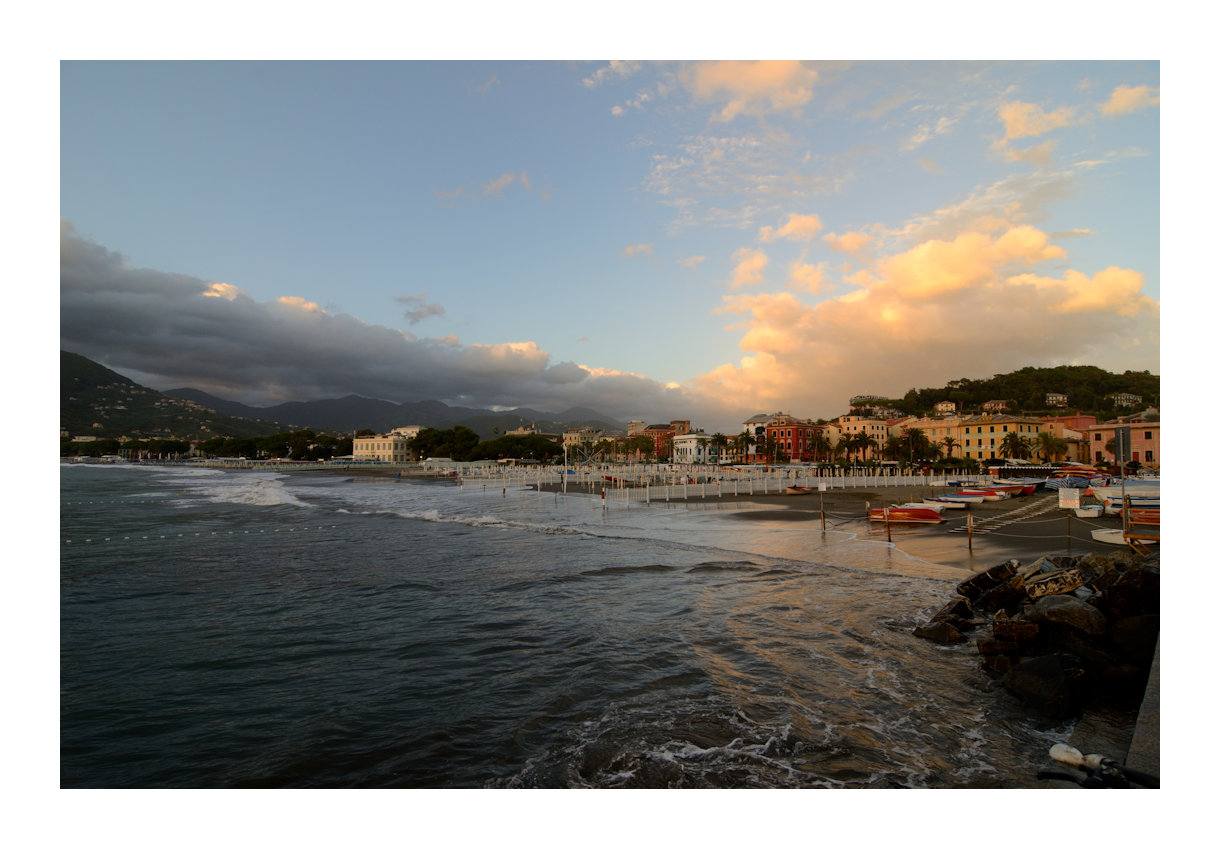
[626,419,647,436]
[1107,392,1143,408]
[1084,420,1160,470]
[1046,392,1068,407]
[353,425,422,462]
[982,399,1011,412]
[763,414,825,463]
[671,431,713,464]
[934,400,957,415]
[833,415,894,461]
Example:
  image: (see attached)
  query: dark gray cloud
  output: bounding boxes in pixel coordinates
[60,222,732,425]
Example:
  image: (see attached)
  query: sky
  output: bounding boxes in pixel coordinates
[59,55,1162,434]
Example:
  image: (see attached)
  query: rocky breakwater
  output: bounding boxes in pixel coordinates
[915,550,1159,718]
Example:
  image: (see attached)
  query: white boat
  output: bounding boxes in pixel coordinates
[1091,528,1158,546]
[1074,506,1103,518]
[925,493,985,505]
[923,497,969,509]
[897,501,947,513]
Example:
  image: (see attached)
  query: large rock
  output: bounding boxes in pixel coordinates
[1094,566,1160,620]
[1001,653,1089,718]
[914,620,966,644]
[956,561,1018,602]
[1025,594,1109,635]
[1111,614,1160,666]
[1024,568,1084,600]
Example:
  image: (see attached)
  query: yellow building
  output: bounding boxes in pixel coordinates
[353,426,421,463]
[902,414,1047,462]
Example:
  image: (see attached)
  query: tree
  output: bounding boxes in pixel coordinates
[710,432,729,464]
[1035,431,1067,462]
[732,432,756,463]
[999,431,1032,460]
[941,435,958,459]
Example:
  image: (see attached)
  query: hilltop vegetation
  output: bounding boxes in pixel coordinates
[61,351,286,440]
[890,365,1159,417]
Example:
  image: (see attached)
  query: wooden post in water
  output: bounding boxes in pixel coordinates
[967,511,973,551]
[820,488,826,531]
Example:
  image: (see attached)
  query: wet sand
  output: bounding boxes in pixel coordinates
[531,481,1138,573]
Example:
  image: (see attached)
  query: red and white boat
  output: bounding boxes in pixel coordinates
[957,489,1011,502]
[869,505,946,524]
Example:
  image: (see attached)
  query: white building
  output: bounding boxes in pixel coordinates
[353,425,422,462]
[671,431,713,464]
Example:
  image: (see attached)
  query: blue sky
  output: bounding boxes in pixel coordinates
[60,57,1161,431]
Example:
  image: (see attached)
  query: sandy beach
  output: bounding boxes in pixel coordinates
[527,480,1139,573]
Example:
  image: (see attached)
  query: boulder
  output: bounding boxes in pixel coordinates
[929,596,976,630]
[1025,594,1109,635]
[991,615,1039,642]
[975,637,1020,656]
[1110,614,1160,666]
[914,620,967,644]
[974,581,1025,614]
[1024,568,1084,600]
[1001,653,1089,718]
[1094,566,1159,620]
[956,560,1018,602]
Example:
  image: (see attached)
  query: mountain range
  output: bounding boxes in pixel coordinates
[62,351,627,440]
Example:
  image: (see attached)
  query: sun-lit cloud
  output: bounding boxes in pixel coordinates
[917,157,943,174]
[823,230,872,256]
[677,255,705,270]
[1000,139,1058,168]
[203,282,241,300]
[621,243,653,258]
[1099,84,1159,116]
[758,213,823,243]
[786,261,831,294]
[998,100,1077,141]
[483,172,519,196]
[582,61,641,89]
[682,60,817,122]
[730,247,768,289]
[688,222,1157,419]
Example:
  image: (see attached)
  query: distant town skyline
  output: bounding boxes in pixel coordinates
[60,57,1160,433]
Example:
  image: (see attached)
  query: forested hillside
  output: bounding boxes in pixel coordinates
[893,365,1159,416]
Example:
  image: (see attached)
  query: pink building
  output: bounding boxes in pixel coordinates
[1084,420,1161,471]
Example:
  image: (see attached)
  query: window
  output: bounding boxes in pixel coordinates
[1144,431,1152,440]
[1145,450,1154,461]
[1094,433,1102,442]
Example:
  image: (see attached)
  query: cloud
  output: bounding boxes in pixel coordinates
[483,172,519,196]
[758,213,823,243]
[786,261,831,294]
[822,230,872,256]
[1000,139,1058,168]
[730,247,768,289]
[582,61,641,89]
[621,243,653,258]
[681,60,817,122]
[396,293,445,325]
[917,157,943,174]
[998,100,1077,141]
[1099,84,1159,116]
[691,223,1158,419]
[676,255,705,270]
[58,222,713,422]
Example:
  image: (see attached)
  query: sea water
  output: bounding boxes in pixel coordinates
[60,463,1071,788]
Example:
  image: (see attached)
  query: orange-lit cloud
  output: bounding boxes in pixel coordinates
[683,60,817,121]
[730,247,769,288]
[998,100,1077,140]
[823,231,872,256]
[621,243,654,257]
[203,282,241,300]
[759,213,823,243]
[689,224,1158,418]
[786,261,830,294]
[1099,84,1159,116]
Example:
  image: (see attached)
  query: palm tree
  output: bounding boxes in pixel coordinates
[710,432,729,465]
[999,431,1031,460]
[733,432,756,464]
[1035,431,1067,463]
[941,435,958,460]
[809,433,833,464]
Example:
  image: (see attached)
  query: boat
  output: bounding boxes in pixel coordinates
[784,485,815,495]
[1091,528,1158,546]
[869,506,945,524]
[895,501,947,513]
[922,496,974,509]
[1073,505,1103,518]
[957,489,1011,502]
[985,483,1037,496]
[925,493,985,506]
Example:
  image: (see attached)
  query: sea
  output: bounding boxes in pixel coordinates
[60,462,1075,790]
